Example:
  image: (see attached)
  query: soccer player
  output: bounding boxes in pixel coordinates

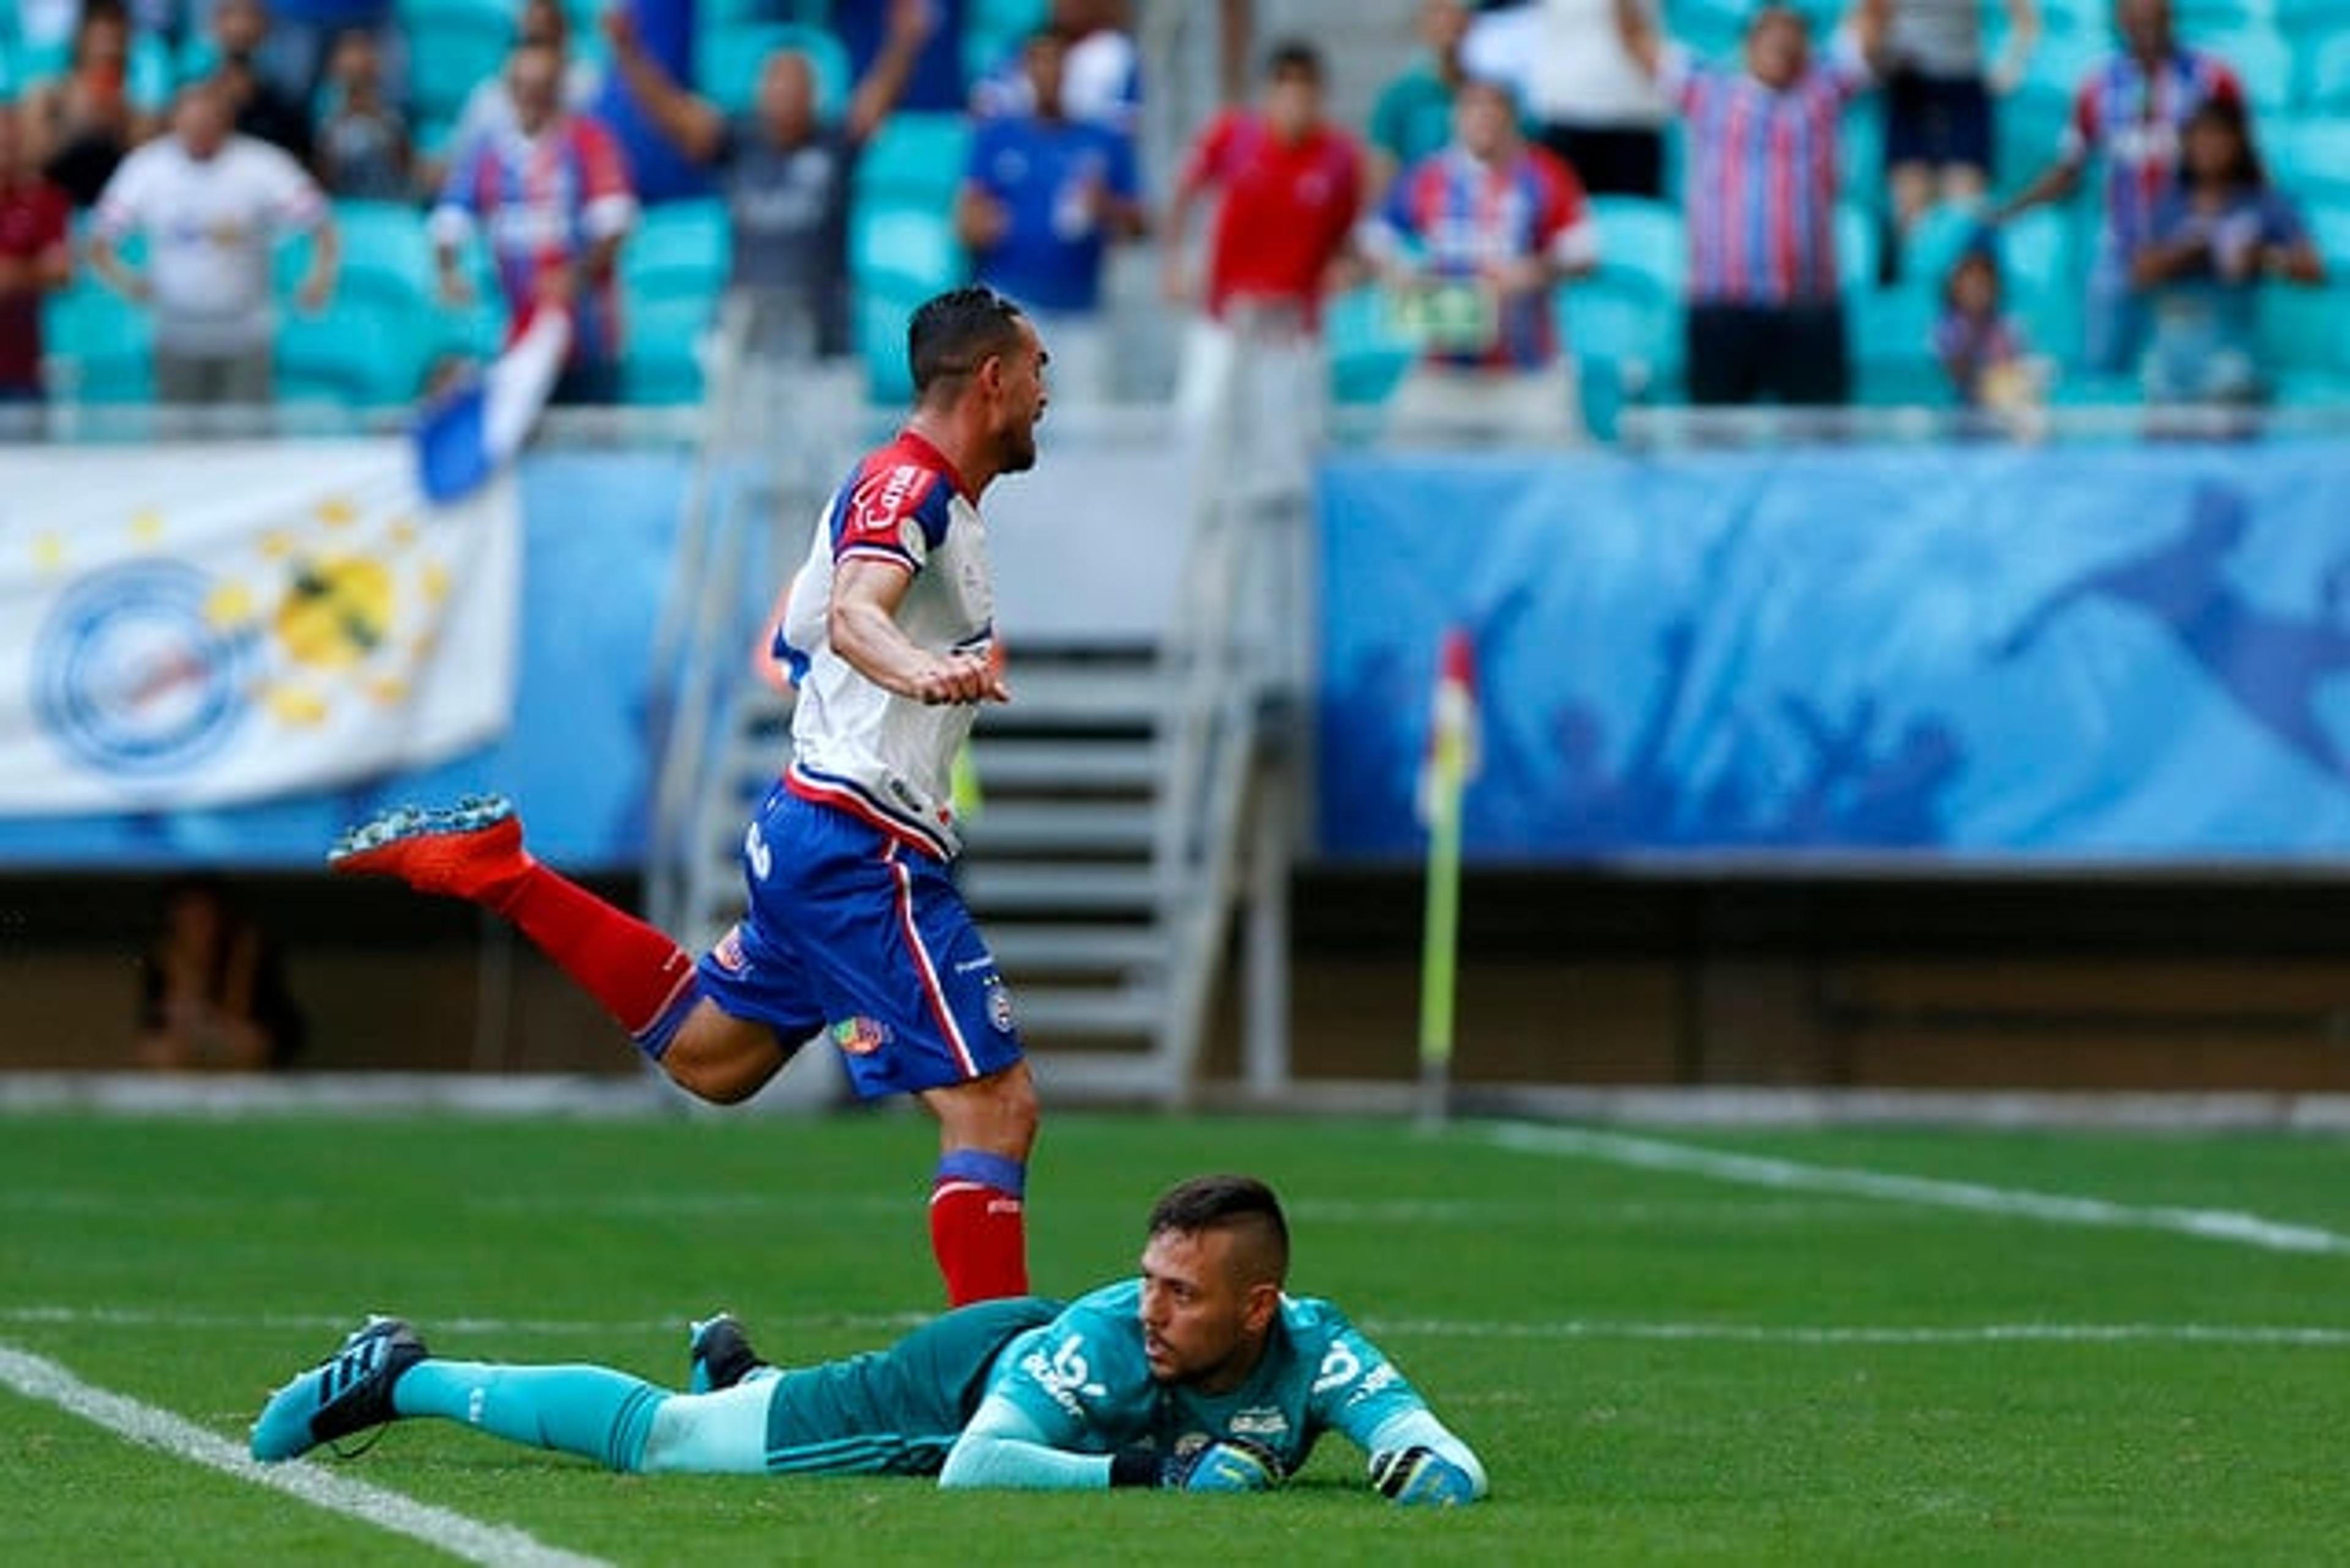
[249,1174,1487,1507]
[330,286,1049,1307]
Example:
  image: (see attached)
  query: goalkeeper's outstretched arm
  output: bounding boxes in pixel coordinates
[939,1397,1286,1493]
[1359,1406,1489,1507]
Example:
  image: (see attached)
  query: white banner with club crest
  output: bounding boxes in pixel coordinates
[0,440,520,813]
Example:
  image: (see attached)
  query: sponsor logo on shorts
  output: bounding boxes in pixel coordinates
[829,1015,892,1055]
[986,978,1016,1033]
[711,925,748,974]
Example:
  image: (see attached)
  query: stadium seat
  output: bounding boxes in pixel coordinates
[1322,286,1416,408]
[313,201,433,316]
[2307,201,2350,268]
[1835,201,1879,294]
[623,288,716,404]
[2208,26,2294,115]
[1840,99,1884,211]
[2269,121,2350,206]
[856,112,973,204]
[2255,283,2350,378]
[1565,272,1683,405]
[1901,201,1995,293]
[278,297,425,407]
[2297,31,2350,113]
[701,21,850,119]
[966,0,1049,84]
[851,200,963,291]
[857,272,934,405]
[1997,207,2079,364]
[1995,81,2073,190]
[622,196,731,302]
[43,284,152,404]
[1590,195,1684,295]
[1847,286,1947,407]
[402,0,517,132]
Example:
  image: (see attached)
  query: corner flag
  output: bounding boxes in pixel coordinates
[1417,629,1478,1126]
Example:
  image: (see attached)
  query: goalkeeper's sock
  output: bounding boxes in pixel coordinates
[493,864,701,1060]
[929,1151,1028,1305]
[392,1360,667,1474]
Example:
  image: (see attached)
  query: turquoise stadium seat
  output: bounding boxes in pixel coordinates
[1323,286,1416,408]
[1835,200,1878,293]
[857,272,934,404]
[1996,81,2073,187]
[286,201,433,317]
[2308,201,2350,267]
[857,111,972,204]
[44,285,152,404]
[1997,208,2078,364]
[1903,201,1994,293]
[701,22,850,119]
[1590,194,1684,294]
[966,0,1048,83]
[2270,121,2350,205]
[1848,287,1948,406]
[2255,283,2350,378]
[2298,31,2350,111]
[851,200,963,290]
[624,196,730,300]
[2209,27,2294,114]
[1841,99,1883,209]
[402,0,515,132]
[623,289,715,404]
[1566,274,1683,418]
[279,297,426,407]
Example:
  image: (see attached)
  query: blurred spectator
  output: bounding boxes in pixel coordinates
[1617,0,1891,407]
[603,0,928,365]
[1934,234,2039,408]
[2131,97,2322,405]
[134,874,305,1072]
[836,0,969,113]
[443,0,602,176]
[203,0,316,163]
[1884,0,2038,259]
[1367,0,1473,198]
[957,27,1147,404]
[313,24,409,199]
[1997,0,2241,375]
[250,1,397,106]
[0,101,74,405]
[89,73,338,405]
[1163,39,1363,428]
[1360,76,1596,444]
[1523,0,1671,199]
[972,0,1141,140]
[23,1,168,208]
[432,40,636,405]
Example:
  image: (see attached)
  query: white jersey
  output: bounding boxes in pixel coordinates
[777,430,998,859]
[92,133,326,355]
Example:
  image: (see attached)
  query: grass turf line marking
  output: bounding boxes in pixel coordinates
[1491,1122,2350,1256]
[11,1304,2350,1350]
[0,1340,611,1568]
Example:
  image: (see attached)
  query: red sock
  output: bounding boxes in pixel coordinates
[494,862,698,1046]
[930,1158,1030,1305]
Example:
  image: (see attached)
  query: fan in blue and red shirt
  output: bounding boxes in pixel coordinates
[1359,76,1597,442]
[1995,0,2242,376]
[1616,0,1893,408]
[0,100,72,405]
[431,37,638,406]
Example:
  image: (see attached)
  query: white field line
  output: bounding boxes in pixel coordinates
[0,1340,611,1568]
[9,1304,2350,1350]
[1490,1122,2350,1256]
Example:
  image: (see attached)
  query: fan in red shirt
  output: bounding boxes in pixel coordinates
[1162,39,1363,431]
[0,101,73,403]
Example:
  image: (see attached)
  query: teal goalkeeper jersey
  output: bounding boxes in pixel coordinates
[981,1282,1434,1474]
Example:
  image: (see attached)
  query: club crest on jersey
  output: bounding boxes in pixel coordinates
[1230,1406,1289,1439]
[829,1015,893,1055]
[986,978,1016,1033]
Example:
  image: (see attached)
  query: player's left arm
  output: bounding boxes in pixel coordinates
[940,1393,1283,1492]
[831,556,1010,706]
[1310,1318,1489,1507]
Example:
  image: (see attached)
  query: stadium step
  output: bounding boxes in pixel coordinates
[966,736,1161,790]
[959,863,1164,914]
[987,924,1166,974]
[963,802,1159,853]
[1010,986,1166,1036]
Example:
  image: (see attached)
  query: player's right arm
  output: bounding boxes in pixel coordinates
[830,556,1009,706]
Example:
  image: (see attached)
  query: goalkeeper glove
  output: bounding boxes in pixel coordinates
[1369,1446,1478,1508]
[1111,1437,1285,1492]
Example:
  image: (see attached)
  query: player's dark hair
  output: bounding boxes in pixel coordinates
[1264,39,1323,82]
[907,286,1029,402]
[1147,1174,1290,1285]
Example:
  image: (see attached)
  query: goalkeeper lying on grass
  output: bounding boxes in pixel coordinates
[250,1173,1485,1506]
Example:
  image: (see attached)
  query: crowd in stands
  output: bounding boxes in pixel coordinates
[0,0,2340,439]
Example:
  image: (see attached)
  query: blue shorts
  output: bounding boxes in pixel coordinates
[1884,70,1994,177]
[695,784,1024,1099]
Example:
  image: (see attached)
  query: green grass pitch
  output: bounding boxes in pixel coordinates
[5,1110,2350,1563]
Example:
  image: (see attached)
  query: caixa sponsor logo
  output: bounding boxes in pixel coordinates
[34,561,252,778]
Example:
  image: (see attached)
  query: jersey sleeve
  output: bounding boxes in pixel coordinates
[1534,150,1597,271]
[2058,77,2098,166]
[1304,1309,1489,1502]
[1176,110,1238,199]
[979,1302,1157,1454]
[833,461,953,573]
[91,149,154,241]
[258,145,329,231]
[574,120,639,242]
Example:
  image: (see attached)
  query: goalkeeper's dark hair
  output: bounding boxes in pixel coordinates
[1147,1174,1289,1286]
[907,286,1029,405]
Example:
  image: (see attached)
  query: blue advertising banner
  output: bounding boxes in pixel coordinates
[1317,441,2350,866]
[0,452,686,872]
